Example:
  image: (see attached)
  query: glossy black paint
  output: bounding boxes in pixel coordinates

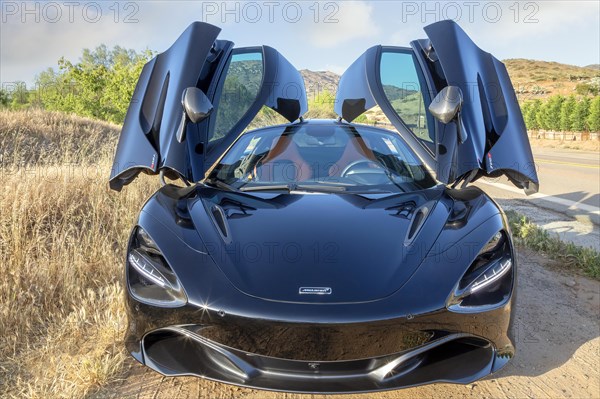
[109,22,222,191]
[191,184,448,304]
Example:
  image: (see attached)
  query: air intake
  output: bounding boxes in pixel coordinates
[210,205,230,241]
[404,202,433,246]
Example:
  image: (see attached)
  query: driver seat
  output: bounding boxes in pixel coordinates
[329,136,378,177]
[254,135,312,182]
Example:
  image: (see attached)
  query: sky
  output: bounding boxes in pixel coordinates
[1,1,599,87]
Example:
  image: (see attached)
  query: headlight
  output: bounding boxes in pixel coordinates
[126,227,187,307]
[447,230,513,312]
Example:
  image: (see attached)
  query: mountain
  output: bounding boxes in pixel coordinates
[503,59,599,99]
[228,60,263,89]
[300,69,340,99]
[299,58,600,104]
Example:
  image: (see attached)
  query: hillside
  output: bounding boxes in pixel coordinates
[0,109,120,165]
[300,59,600,102]
[300,69,340,98]
[505,59,599,99]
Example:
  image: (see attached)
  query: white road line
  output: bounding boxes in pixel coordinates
[478,180,600,216]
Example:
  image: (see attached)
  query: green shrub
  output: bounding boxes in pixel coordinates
[507,211,600,279]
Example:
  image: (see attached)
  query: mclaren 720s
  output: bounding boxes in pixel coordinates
[109,20,538,393]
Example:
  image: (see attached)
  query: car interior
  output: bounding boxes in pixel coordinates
[206,123,432,190]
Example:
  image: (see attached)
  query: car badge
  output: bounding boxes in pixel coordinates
[299,287,332,295]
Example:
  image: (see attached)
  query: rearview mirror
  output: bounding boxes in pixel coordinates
[428,86,467,143]
[177,87,213,142]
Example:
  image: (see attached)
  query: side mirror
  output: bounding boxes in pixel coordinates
[428,86,467,143]
[429,86,462,123]
[176,87,213,143]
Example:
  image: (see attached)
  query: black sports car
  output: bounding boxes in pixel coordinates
[109,20,539,393]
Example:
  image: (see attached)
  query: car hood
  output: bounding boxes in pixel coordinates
[188,187,449,303]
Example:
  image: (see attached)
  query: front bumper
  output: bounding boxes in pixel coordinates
[124,298,514,393]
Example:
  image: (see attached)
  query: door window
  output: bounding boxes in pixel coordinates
[211,50,263,142]
[380,51,433,144]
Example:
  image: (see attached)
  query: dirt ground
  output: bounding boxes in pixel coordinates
[528,138,600,152]
[91,249,600,399]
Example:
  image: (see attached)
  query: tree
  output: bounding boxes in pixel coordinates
[0,89,9,107]
[521,101,532,129]
[35,45,153,124]
[536,100,547,130]
[520,100,531,120]
[559,95,577,131]
[305,90,337,119]
[523,99,542,130]
[571,97,590,132]
[540,95,564,131]
[9,82,30,110]
[35,67,71,110]
[586,96,600,132]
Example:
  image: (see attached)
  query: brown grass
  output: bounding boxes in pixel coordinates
[0,110,120,165]
[505,59,599,100]
[529,137,600,152]
[0,109,156,398]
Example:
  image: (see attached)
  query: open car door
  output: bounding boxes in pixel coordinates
[109,22,307,191]
[335,20,538,194]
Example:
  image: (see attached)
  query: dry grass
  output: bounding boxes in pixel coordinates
[0,109,156,398]
[505,58,599,99]
[505,58,598,82]
[0,110,120,165]
[528,137,600,152]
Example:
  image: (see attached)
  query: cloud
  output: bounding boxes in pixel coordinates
[389,25,424,46]
[307,1,380,49]
[0,2,205,85]
[1,1,598,86]
[475,1,599,41]
[386,1,599,66]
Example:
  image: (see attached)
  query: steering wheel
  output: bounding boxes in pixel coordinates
[341,160,387,179]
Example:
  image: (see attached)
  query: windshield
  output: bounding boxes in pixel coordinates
[206,123,437,193]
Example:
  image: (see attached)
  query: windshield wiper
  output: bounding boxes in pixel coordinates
[295,183,347,193]
[204,178,238,192]
[240,184,293,192]
[240,183,347,193]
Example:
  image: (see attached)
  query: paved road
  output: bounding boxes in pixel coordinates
[473,147,600,250]
[531,148,599,208]
[477,147,600,225]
